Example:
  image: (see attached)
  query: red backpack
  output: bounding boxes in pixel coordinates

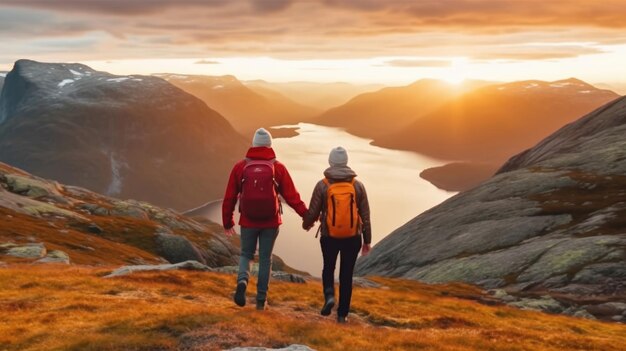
[239,159,280,220]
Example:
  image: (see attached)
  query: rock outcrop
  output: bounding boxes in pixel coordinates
[0,59,247,211]
[0,161,239,267]
[356,96,626,321]
[105,260,213,277]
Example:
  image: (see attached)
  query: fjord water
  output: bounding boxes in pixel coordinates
[201,123,455,275]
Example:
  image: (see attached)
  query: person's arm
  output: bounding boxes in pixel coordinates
[356,181,372,245]
[275,163,308,217]
[303,181,324,229]
[222,162,242,230]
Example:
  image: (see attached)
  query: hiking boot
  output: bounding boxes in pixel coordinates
[320,296,335,316]
[234,281,247,307]
[337,315,348,324]
[256,300,266,311]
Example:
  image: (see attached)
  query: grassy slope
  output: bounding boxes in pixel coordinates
[0,265,624,351]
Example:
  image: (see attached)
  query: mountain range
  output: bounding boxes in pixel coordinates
[356,95,626,321]
[158,74,319,134]
[245,80,385,111]
[0,60,247,211]
[314,79,488,139]
[376,78,619,162]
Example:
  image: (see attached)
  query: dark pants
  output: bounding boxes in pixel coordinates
[320,235,362,317]
[237,227,279,301]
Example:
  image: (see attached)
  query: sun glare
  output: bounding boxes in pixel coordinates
[440,75,466,85]
[439,58,468,85]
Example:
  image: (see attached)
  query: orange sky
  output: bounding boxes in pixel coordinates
[1,0,626,89]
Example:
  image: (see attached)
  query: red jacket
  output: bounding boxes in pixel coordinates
[222,147,308,229]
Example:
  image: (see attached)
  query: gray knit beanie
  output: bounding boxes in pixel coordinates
[329,146,348,167]
[252,128,272,147]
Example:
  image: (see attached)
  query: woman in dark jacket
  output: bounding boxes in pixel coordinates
[303,146,371,324]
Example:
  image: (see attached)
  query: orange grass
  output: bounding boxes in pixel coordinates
[0,265,624,351]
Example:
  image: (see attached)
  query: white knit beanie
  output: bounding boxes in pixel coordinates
[252,128,272,147]
[329,146,348,167]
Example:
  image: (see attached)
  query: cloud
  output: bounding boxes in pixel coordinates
[0,0,230,15]
[0,0,292,15]
[249,0,294,13]
[322,0,626,28]
[195,59,220,64]
[1,0,626,63]
[385,59,452,68]
[468,43,607,61]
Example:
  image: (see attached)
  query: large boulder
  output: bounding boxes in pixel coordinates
[36,250,70,264]
[5,243,46,258]
[105,260,213,278]
[156,233,208,265]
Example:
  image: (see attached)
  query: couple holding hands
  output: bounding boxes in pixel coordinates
[222,128,371,324]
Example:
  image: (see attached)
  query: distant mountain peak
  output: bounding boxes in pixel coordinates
[555,77,589,85]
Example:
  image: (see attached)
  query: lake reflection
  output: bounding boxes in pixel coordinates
[198,123,455,276]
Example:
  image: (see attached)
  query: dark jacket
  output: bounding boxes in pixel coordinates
[303,165,371,244]
[222,147,308,229]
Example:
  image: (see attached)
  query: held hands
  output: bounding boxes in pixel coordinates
[302,220,314,231]
[302,214,320,232]
[224,227,237,237]
[361,244,371,256]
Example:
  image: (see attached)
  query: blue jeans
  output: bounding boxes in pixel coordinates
[237,227,279,301]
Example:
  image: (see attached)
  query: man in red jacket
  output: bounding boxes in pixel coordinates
[223,128,308,310]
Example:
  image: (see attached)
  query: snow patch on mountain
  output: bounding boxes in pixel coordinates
[107,77,130,83]
[58,79,75,88]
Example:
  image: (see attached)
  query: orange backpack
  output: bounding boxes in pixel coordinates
[323,178,360,238]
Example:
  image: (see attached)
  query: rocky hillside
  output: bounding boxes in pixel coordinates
[0,161,238,267]
[158,74,318,133]
[0,60,247,211]
[314,79,484,139]
[1,266,624,350]
[356,96,626,322]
